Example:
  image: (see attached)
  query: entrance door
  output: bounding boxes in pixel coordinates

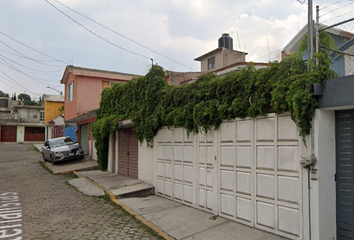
[118,128,138,179]
[80,124,88,155]
[1,126,17,142]
[336,110,354,240]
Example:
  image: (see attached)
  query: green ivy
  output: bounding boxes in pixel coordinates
[91,32,336,170]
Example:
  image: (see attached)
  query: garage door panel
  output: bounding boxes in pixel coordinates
[220,170,234,191]
[183,185,193,203]
[257,201,276,229]
[220,193,234,217]
[278,176,300,204]
[236,146,252,168]
[236,171,252,195]
[278,206,301,236]
[220,146,235,166]
[236,197,252,222]
[25,127,45,142]
[156,115,302,239]
[1,126,17,142]
[257,146,275,170]
[119,128,138,179]
[257,173,275,200]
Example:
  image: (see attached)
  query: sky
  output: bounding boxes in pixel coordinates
[0,0,353,100]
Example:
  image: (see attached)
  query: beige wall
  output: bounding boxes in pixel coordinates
[200,48,246,72]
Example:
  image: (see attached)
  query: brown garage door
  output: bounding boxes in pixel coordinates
[1,126,17,142]
[24,127,45,141]
[118,128,138,179]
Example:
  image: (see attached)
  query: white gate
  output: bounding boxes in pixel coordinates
[155,114,303,239]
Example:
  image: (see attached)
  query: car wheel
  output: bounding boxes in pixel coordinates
[42,153,47,162]
[50,155,56,165]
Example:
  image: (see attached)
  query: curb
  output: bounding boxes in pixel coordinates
[73,171,176,240]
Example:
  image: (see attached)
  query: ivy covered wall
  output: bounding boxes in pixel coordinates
[91,32,336,170]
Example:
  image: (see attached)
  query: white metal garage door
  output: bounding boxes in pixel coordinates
[156,114,303,239]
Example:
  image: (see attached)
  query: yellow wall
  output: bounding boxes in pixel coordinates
[44,101,64,124]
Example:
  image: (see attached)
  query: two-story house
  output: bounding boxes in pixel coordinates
[42,94,64,140]
[0,97,45,142]
[282,23,354,76]
[60,65,140,160]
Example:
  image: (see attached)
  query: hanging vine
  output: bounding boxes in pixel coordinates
[91,32,336,170]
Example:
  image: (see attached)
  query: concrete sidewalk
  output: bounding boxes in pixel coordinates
[33,144,287,240]
[33,143,99,174]
[74,170,288,240]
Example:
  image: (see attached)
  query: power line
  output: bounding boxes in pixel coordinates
[44,0,152,61]
[320,0,344,10]
[0,76,23,91]
[0,69,40,96]
[50,0,197,71]
[252,48,282,62]
[0,57,58,86]
[321,1,354,17]
[0,53,63,74]
[0,30,68,65]
[322,9,354,23]
[0,41,64,68]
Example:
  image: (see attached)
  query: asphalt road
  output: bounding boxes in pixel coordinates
[0,143,162,240]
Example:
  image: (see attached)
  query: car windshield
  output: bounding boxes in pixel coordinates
[49,138,75,148]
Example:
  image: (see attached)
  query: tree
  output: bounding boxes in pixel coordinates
[18,93,36,105]
[11,93,17,100]
[0,90,9,98]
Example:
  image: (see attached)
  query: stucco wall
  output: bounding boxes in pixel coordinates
[16,126,24,142]
[44,101,63,124]
[138,140,154,185]
[312,109,336,240]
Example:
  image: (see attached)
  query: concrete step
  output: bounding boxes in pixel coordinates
[112,183,155,199]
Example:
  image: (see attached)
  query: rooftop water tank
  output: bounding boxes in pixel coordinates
[218,33,233,50]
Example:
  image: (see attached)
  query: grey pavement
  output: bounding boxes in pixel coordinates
[73,172,288,240]
[0,143,162,240]
[31,143,288,240]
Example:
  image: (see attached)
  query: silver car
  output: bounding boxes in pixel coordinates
[42,137,85,164]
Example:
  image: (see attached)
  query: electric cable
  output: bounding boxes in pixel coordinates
[50,0,197,71]
[0,30,69,65]
[0,69,39,95]
[0,57,58,86]
[0,53,63,73]
[0,41,64,68]
[44,0,152,61]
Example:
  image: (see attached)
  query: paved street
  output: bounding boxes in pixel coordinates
[0,143,162,240]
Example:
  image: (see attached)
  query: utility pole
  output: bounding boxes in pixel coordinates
[307,0,314,70]
[316,5,320,67]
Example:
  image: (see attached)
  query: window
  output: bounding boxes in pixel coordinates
[67,82,74,102]
[40,111,45,121]
[102,80,110,90]
[208,56,215,70]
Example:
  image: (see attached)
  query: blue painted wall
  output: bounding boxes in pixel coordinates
[64,125,77,142]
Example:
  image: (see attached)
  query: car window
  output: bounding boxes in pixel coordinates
[49,138,75,148]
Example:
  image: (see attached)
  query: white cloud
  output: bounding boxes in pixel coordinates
[0,0,352,99]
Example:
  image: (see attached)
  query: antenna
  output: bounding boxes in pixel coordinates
[236,32,241,51]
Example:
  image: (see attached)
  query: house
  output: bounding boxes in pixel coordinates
[282,23,354,77]
[42,94,64,140]
[60,65,140,160]
[181,33,268,84]
[195,33,248,72]
[102,32,354,240]
[0,98,45,143]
